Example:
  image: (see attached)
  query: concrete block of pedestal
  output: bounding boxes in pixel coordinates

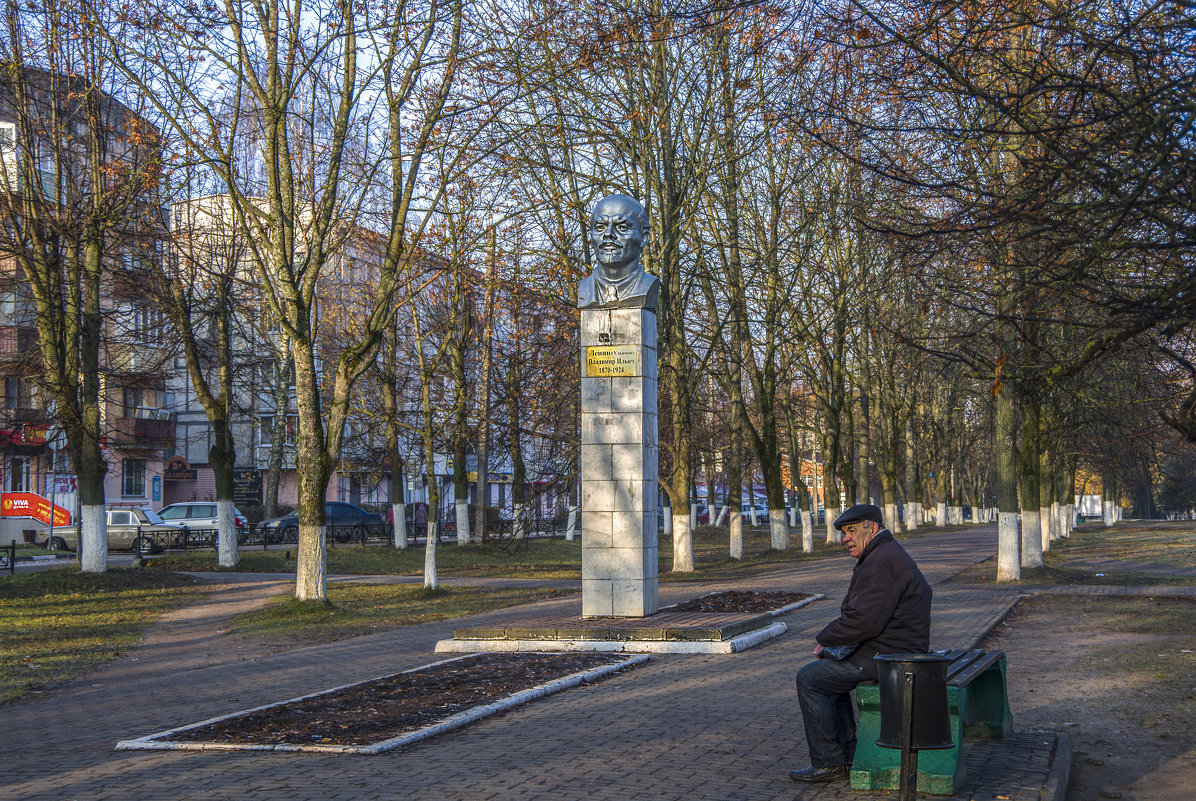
[582,579,614,616]
[610,376,656,413]
[611,511,657,549]
[580,308,655,347]
[581,511,613,548]
[581,378,613,414]
[582,546,655,580]
[581,411,651,445]
[612,578,657,616]
[580,443,613,477]
[611,443,655,478]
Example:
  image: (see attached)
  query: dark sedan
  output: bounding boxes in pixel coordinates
[258,502,384,544]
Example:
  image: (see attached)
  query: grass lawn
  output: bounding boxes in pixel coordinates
[148,519,952,580]
[949,520,1196,585]
[231,583,575,647]
[0,568,202,703]
[150,537,586,579]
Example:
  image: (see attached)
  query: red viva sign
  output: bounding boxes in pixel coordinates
[1,493,71,527]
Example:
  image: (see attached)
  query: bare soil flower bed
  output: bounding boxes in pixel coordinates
[160,652,633,747]
[667,590,811,613]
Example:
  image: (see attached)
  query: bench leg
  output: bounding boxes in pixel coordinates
[960,657,1014,738]
[850,685,966,795]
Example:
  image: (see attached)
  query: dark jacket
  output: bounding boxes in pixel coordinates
[816,529,932,679]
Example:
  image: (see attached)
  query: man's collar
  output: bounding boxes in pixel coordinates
[856,528,893,561]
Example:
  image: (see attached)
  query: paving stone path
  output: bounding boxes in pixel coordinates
[1,526,1076,801]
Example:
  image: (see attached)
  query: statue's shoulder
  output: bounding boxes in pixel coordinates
[577,272,596,309]
[637,271,660,311]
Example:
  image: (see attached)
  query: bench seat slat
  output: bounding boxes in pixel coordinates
[948,649,1005,688]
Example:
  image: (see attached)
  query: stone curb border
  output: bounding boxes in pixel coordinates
[435,621,788,654]
[1042,732,1073,801]
[115,652,650,755]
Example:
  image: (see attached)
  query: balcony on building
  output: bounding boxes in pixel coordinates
[0,325,37,364]
[110,407,174,446]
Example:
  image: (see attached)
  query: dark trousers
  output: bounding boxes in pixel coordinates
[795,657,867,768]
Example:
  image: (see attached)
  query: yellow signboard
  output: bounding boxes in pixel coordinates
[585,345,640,377]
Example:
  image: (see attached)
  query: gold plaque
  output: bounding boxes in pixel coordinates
[585,345,640,377]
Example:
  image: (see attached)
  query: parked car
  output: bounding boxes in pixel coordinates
[741,502,770,523]
[40,507,189,555]
[157,502,248,543]
[259,502,384,544]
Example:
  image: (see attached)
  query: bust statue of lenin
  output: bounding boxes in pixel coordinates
[577,194,659,311]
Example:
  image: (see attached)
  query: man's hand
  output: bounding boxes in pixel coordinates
[814,643,824,658]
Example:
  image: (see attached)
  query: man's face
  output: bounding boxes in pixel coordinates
[589,197,645,275]
[841,520,878,558]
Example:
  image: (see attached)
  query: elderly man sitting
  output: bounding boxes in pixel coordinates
[789,503,932,783]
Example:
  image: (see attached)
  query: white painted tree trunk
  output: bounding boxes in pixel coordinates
[456,500,470,546]
[690,503,699,530]
[217,499,238,568]
[950,506,962,525]
[748,504,759,527]
[800,510,813,553]
[1051,501,1062,541]
[672,511,694,570]
[1065,503,1075,537]
[424,522,439,588]
[715,505,729,526]
[770,509,788,550]
[80,504,107,573]
[905,502,919,531]
[663,509,673,539]
[296,524,327,600]
[513,503,527,540]
[393,502,408,549]
[565,504,578,541]
[1103,497,1114,526]
[1039,505,1052,552]
[997,512,1020,581]
[729,511,743,559]
[936,502,947,527]
[825,505,841,543]
[1021,509,1043,567]
[884,502,899,534]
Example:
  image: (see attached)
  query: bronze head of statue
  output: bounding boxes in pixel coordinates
[577,194,659,311]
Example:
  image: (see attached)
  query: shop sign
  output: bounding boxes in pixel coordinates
[163,455,197,481]
[1,492,71,526]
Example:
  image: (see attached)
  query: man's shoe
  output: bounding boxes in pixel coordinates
[788,765,849,783]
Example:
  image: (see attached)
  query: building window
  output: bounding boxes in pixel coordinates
[4,377,30,410]
[259,414,298,446]
[122,459,146,497]
[8,456,30,492]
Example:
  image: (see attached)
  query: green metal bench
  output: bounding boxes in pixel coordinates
[851,648,1013,794]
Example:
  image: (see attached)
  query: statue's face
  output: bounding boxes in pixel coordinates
[589,196,645,274]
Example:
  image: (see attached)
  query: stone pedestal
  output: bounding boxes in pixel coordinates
[579,307,658,617]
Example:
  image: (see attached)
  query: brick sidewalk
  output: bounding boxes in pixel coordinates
[3,526,1074,801]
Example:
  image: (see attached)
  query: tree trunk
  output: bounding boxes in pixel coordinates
[1019,396,1044,569]
[995,378,1020,581]
[210,425,239,568]
[264,355,292,520]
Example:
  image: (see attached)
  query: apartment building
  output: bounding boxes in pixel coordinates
[0,66,168,542]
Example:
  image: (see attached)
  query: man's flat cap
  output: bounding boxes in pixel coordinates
[834,503,884,531]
